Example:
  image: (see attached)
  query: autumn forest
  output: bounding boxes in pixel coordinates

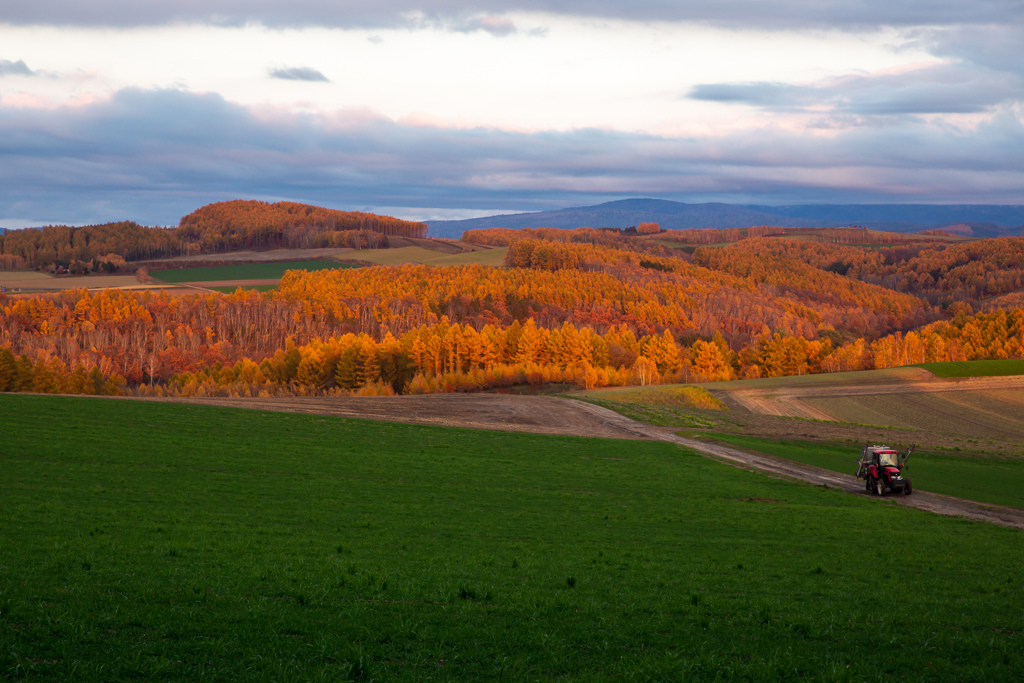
[2,203,1024,398]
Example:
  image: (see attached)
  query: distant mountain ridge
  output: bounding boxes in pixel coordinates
[427,199,1024,238]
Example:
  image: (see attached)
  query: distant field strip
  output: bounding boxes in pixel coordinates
[0,272,164,291]
[916,359,1024,377]
[714,373,1024,436]
[151,259,354,283]
[803,390,1024,438]
[351,245,507,266]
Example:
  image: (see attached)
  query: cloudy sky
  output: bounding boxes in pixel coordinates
[1,1,1023,227]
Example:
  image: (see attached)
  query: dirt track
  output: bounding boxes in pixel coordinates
[156,393,1024,529]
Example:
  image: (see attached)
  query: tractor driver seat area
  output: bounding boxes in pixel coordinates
[877,452,898,467]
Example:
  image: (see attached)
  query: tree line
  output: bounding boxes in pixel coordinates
[0,201,427,269]
[5,228,1024,397]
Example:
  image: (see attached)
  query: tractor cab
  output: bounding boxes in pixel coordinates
[875,450,898,468]
[856,444,913,497]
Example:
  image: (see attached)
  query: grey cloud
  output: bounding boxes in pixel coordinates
[269,66,331,82]
[689,82,812,108]
[0,59,34,76]
[450,15,518,36]
[920,25,1024,78]
[690,64,1023,116]
[1,87,1023,226]
[2,1,1022,30]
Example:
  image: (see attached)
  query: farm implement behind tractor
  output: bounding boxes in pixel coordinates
[856,444,914,496]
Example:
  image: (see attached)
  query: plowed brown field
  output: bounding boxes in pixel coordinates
[710,372,1024,439]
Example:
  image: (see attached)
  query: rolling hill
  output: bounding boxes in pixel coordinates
[427,199,1024,237]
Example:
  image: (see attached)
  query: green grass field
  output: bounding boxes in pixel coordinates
[709,434,1024,509]
[915,359,1024,377]
[2,395,1023,680]
[151,260,354,283]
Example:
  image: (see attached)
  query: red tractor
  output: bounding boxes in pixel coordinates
[856,444,914,496]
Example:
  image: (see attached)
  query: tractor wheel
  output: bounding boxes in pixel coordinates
[904,481,912,496]
[875,478,885,497]
[865,479,872,494]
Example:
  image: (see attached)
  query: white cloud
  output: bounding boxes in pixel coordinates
[0,20,937,135]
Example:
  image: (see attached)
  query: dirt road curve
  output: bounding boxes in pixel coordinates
[160,393,1024,530]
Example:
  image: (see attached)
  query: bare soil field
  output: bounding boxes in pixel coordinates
[156,393,641,440]
[0,271,181,292]
[127,392,1024,529]
[140,247,353,265]
[711,371,1024,440]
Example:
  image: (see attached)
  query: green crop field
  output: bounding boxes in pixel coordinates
[709,433,1024,510]
[2,395,1023,680]
[150,259,354,283]
[916,359,1024,377]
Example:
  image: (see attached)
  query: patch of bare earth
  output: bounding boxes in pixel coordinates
[708,374,1024,447]
[151,394,643,440]
[117,392,1024,529]
[0,272,181,291]
[716,374,1024,422]
[138,247,353,266]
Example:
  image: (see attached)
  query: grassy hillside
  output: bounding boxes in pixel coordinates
[151,259,353,283]
[710,434,1024,509]
[1,395,1023,680]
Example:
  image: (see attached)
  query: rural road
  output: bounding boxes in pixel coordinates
[159,393,1024,530]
